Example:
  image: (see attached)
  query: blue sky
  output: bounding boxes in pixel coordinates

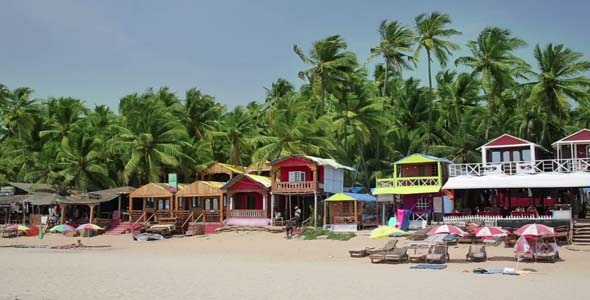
[1,0,590,111]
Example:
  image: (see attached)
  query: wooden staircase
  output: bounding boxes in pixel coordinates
[204,223,222,234]
[105,222,143,235]
[573,219,590,245]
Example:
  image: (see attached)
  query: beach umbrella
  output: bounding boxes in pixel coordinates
[5,224,30,232]
[370,226,409,239]
[514,235,531,272]
[514,223,554,238]
[427,225,467,236]
[75,223,104,231]
[474,226,508,239]
[49,224,75,233]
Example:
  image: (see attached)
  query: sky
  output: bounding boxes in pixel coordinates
[2,0,590,111]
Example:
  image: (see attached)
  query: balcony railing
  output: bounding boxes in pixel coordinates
[273,181,316,193]
[449,158,590,177]
[228,209,265,218]
[376,176,440,188]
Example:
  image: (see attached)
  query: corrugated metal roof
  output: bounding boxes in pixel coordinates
[393,153,454,165]
[326,192,376,202]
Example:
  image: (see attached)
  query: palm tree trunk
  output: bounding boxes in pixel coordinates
[382,62,388,97]
[425,49,433,154]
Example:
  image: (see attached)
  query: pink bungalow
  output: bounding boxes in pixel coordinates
[221,174,271,226]
[552,128,590,161]
[269,154,356,227]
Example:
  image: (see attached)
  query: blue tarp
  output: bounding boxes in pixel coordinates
[342,192,377,202]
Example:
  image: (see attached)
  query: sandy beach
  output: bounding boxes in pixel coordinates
[1,231,589,300]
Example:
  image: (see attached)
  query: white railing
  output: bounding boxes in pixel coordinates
[229,209,264,218]
[397,177,440,186]
[274,181,314,191]
[449,158,590,177]
[443,215,554,226]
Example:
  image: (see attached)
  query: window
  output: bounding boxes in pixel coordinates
[192,197,200,208]
[342,202,351,213]
[158,199,170,210]
[212,199,219,210]
[288,171,306,182]
[431,164,438,176]
[513,151,521,161]
[418,165,425,176]
[502,151,511,162]
[492,151,501,163]
[416,197,429,210]
[522,149,531,161]
[146,197,155,208]
[205,199,211,210]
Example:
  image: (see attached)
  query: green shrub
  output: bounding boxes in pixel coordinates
[300,227,329,240]
[327,231,356,241]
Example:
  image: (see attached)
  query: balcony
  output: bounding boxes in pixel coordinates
[449,158,590,177]
[273,181,317,194]
[374,176,442,195]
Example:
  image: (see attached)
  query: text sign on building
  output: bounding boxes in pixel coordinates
[168,173,177,193]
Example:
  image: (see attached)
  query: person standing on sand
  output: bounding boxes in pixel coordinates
[294,206,302,229]
[285,219,294,239]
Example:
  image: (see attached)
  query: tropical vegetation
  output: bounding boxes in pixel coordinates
[2,12,590,193]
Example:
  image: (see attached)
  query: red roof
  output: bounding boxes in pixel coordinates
[555,129,590,144]
[482,134,532,147]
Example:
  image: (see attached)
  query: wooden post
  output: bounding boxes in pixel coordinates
[270,193,274,226]
[129,196,134,211]
[323,200,327,227]
[117,194,122,219]
[60,204,66,224]
[219,195,224,223]
[313,192,318,227]
[89,205,95,224]
[354,200,358,228]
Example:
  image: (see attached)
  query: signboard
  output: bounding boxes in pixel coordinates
[168,173,177,193]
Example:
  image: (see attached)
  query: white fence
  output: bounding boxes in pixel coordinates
[449,158,590,177]
[443,215,555,226]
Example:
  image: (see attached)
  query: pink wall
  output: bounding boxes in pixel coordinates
[231,178,263,190]
[234,192,263,209]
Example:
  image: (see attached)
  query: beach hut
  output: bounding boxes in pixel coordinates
[221,174,271,227]
[175,181,226,223]
[128,183,176,223]
[373,154,453,229]
[268,154,356,227]
[323,192,377,231]
[552,128,590,161]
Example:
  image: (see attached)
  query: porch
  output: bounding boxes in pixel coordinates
[449,158,590,177]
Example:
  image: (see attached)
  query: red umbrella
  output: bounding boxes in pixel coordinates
[514,235,531,254]
[474,226,508,239]
[427,225,467,236]
[514,223,554,238]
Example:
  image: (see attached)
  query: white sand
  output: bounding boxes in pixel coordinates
[1,231,589,300]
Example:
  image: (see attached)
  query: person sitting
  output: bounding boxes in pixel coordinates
[538,242,552,254]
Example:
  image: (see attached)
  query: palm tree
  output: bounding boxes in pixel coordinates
[456,27,529,139]
[209,106,257,166]
[414,12,461,153]
[180,88,225,139]
[435,70,481,129]
[367,20,415,96]
[40,97,88,143]
[294,35,358,113]
[252,93,336,163]
[528,44,590,145]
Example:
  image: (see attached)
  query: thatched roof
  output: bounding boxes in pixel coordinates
[6,182,55,193]
[199,162,245,176]
[176,181,224,197]
[88,186,136,201]
[0,194,29,205]
[245,161,271,174]
[129,183,174,198]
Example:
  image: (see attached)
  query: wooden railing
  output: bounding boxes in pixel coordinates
[129,210,145,223]
[376,176,440,188]
[180,211,194,234]
[273,181,315,193]
[191,212,205,227]
[449,158,590,177]
[132,212,155,230]
[228,209,265,218]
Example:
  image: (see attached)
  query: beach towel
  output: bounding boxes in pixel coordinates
[410,264,447,270]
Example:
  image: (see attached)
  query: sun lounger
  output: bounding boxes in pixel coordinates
[535,243,559,263]
[426,245,449,264]
[349,247,375,258]
[443,234,459,245]
[383,247,409,264]
[366,239,397,255]
[408,246,431,263]
[408,234,446,247]
[466,245,487,262]
[408,227,430,241]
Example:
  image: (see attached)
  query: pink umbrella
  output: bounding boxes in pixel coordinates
[514,223,554,237]
[427,225,467,236]
[474,226,508,239]
[514,235,531,254]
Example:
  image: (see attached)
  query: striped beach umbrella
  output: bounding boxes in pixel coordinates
[514,223,554,238]
[49,224,76,233]
[474,226,508,239]
[75,223,104,231]
[427,225,467,236]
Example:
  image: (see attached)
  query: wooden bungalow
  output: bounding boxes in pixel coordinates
[323,192,377,231]
[552,129,590,162]
[198,162,245,182]
[175,181,226,223]
[373,154,453,228]
[128,183,177,223]
[222,174,272,227]
[269,154,356,227]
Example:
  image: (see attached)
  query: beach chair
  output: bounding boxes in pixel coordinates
[366,239,398,255]
[466,245,487,262]
[383,247,409,264]
[367,240,399,263]
[426,245,449,264]
[535,242,559,263]
[408,227,430,241]
[348,247,375,258]
[408,246,431,263]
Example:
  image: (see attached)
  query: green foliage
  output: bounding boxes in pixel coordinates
[300,227,356,241]
[1,12,590,193]
[327,231,357,241]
